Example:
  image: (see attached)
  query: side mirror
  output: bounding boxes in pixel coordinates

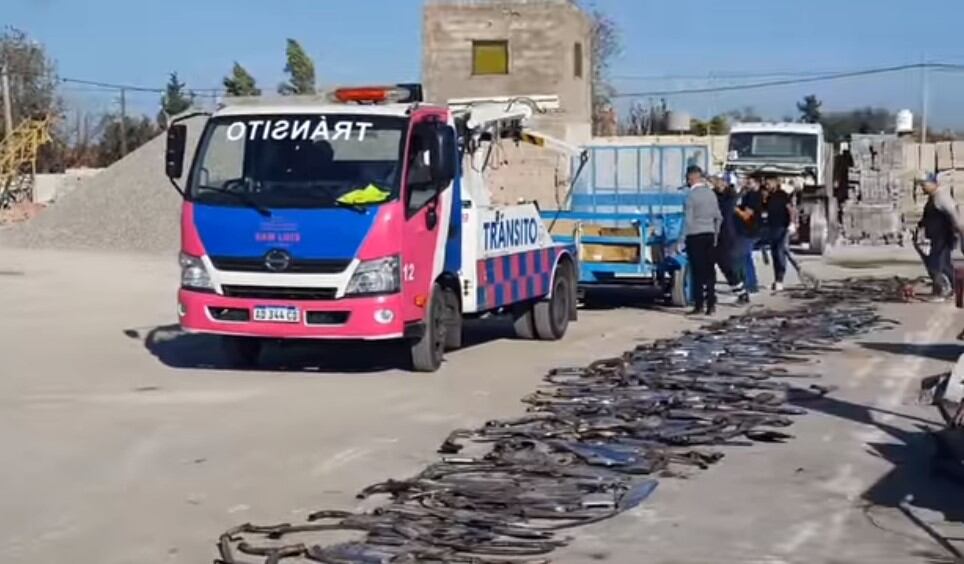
[165,125,187,179]
[413,121,457,185]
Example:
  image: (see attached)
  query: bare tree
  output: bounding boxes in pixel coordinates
[582,4,621,135]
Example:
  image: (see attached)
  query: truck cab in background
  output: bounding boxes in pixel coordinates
[725,122,834,254]
[164,85,578,372]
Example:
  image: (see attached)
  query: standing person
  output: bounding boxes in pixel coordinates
[763,177,792,291]
[733,176,763,300]
[683,166,722,315]
[710,174,742,293]
[918,174,964,298]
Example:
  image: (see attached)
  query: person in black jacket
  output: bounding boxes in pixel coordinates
[710,174,741,294]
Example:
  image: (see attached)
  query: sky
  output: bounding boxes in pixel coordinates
[8,0,964,128]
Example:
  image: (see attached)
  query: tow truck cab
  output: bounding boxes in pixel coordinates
[164,85,578,371]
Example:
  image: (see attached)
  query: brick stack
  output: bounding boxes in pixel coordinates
[842,135,906,245]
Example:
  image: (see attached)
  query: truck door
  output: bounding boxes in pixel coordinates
[399,111,455,324]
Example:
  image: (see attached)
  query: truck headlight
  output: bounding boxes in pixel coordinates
[345,256,399,296]
[179,252,213,290]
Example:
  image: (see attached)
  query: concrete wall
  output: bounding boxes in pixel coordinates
[33,168,103,204]
[423,0,592,143]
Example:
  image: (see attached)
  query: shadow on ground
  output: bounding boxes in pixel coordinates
[859,342,964,363]
[124,318,517,373]
[790,389,964,560]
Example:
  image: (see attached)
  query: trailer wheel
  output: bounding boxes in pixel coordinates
[410,284,445,372]
[670,264,689,307]
[221,336,262,368]
[442,287,463,351]
[534,263,572,340]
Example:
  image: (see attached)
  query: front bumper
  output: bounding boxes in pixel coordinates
[178,289,405,340]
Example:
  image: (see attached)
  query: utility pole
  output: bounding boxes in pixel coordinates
[1,64,13,140]
[921,59,930,144]
[119,87,128,157]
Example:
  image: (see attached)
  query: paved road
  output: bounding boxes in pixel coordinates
[1,248,960,563]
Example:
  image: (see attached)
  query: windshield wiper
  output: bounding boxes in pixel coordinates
[332,199,367,214]
[197,185,272,217]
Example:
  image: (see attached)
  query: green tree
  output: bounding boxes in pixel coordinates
[727,106,763,123]
[158,72,193,128]
[97,114,158,166]
[708,114,729,135]
[797,94,822,124]
[278,39,316,95]
[223,62,261,97]
[820,107,894,143]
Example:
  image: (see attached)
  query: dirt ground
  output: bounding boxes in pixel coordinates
[1,248,961,564]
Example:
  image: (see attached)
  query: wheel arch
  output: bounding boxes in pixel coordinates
[434,271,462,309]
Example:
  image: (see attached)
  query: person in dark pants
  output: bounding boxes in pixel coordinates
[918,174,964,299]
[683,166,722,315]
[733,176,763,301]
[763,177,792,291]
[710,174,741,293]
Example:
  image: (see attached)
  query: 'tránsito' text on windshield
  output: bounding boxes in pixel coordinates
[225,118,375,143]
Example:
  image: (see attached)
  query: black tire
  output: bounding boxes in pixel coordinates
[221,336,262,368]
[410,285,446,372]
[809,202,828,255]
[670,264,689,307]
[534,264,572,341]
[512,305,536,339]
[442,287,463,351]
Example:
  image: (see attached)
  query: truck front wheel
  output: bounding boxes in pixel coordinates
[221,336,262,368]
[410,285,446,372]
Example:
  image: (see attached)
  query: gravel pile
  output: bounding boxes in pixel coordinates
[0,116,206,255]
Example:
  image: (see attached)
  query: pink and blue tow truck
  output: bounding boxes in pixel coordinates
[163,85,581,371]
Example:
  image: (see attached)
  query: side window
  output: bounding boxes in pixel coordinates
[472,40,509,76]
[406,133,438,215]
[574,42,583,78]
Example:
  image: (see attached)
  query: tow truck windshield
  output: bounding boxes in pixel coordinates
[728,132,817,164]
[189,114,406,210]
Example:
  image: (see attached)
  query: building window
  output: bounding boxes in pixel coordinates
[574,42,583,78]
[472,40,509,75]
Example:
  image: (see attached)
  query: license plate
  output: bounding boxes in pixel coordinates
[253,306,300,323]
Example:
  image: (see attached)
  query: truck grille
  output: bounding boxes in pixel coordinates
[221,285,338,301]
[210,256,351,274]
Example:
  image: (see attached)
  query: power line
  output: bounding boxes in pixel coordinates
[612,62,964,98]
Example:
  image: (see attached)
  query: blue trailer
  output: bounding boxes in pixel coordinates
[542,143,712,306]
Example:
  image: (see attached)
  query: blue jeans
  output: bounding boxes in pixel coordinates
[769,227,789,283]
[734,235,759,293]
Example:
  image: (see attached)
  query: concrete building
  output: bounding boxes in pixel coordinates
[422,0,593,206]
[423,0,592,142]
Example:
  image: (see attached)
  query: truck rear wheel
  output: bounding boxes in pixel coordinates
[410,285,445,372]
[512,305,537,339]
[534,264,572,341]
[221,336,262,368]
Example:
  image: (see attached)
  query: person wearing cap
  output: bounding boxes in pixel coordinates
[683,165,722,315]
[918,173,964,297]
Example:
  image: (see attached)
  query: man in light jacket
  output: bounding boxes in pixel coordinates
[683,166,723,315]
[918,174,964,298]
